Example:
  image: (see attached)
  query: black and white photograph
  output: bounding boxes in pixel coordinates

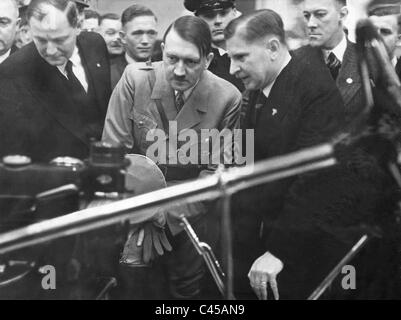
[0,0,401,306]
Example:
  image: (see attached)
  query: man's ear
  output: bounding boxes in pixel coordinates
[340,6,348,21]
[267,38,281,60]
[205,52,214,69]
[16,17,21,28]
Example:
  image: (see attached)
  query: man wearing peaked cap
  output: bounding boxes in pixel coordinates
[368,0,401,15]
[74,0,90,28]
[74,0,90,10]
[184,0,244,91]
[368,0,401,78]
[184,0,235,15]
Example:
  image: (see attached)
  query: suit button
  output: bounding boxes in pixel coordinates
[346,78,353,84]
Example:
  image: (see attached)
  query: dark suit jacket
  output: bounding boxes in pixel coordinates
[294,42,365,130]
[110,54,127,90]
[233,52,346,297]
[254,47,401,299]
[0,32,111,161]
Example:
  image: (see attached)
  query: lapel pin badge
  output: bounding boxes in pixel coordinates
[96,63,101,68]
[346,78,353,84]
[272,108,278,116]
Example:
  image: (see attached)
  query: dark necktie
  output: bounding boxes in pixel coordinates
[250,90,268,128]
[326,52,341,80]
[65,60,86,95]
[175,91,185,112]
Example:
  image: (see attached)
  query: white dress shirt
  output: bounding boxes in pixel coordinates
[0,49,11,65]
[57,46,89,92]
[323,34,347,64]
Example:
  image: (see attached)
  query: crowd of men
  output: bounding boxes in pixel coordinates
[0,0,401,300]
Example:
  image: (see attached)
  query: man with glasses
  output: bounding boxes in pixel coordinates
[102,15,241,299]
[109,4,158,89]
[184,0,244,91]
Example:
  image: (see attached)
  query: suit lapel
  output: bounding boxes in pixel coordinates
[77,36,105,113]
[337,41,361,107]
[175,72,208,133]
[151,64,179,125]
[32,52,90,145]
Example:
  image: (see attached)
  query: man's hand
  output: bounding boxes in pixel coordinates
[248,252,284,300]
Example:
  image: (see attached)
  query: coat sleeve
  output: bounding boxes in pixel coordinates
[102,67,136,151]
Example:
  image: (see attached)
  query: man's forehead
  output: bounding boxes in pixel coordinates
[124,16,157,29]
[370,14,399,29]
[29,5,71,30]
[100,19,121,29]
[0,0,19,19]
[303,0,339,11]
[227,34,263,53]
[164,31,201,59]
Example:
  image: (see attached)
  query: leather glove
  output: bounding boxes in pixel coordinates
[120,210,172,266]
[141,221,172,264]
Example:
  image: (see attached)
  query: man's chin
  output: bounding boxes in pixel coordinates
[109,48,124,56]
[44,57,67,66]
[212,35,225,45]
[171,81,191,92]
[308,38,323,47]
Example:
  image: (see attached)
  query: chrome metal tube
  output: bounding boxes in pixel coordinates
[308,235,370,300]
[0,144,335,255]
[180,215,226,297]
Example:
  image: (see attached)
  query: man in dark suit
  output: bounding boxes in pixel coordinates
[297,0,365,129]
[368,1,401,78]
[0,0,20,64]
[0,0,111,161]
[184,0,244,91]
[110,4,159,89]
[225,9,346,299]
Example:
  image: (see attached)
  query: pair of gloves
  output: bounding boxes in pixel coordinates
[120,211,173,266]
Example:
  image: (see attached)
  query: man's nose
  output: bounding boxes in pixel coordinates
[307,16,318,28]
[215,14,223,25]
[113,32,121,42]
[46,42,57,55]
[141,33,150,45]
[174,60,186,77]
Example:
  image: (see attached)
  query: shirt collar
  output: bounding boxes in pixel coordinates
[217,47,227,57]
[70,46,81,67]
[125,52,151,67]
[0,49,11,64]
[392,56,398,68]
[262,51,292,98]
[57,46,79,74]
[175,79,200,101]
[324,34,347,63]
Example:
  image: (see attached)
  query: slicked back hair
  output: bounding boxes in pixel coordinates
[121,4,157,27]
[224,9,286,44]
[336,0,346,7]
[100,13,120,25]
[27,0,79,28]
[163,15,212,58]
